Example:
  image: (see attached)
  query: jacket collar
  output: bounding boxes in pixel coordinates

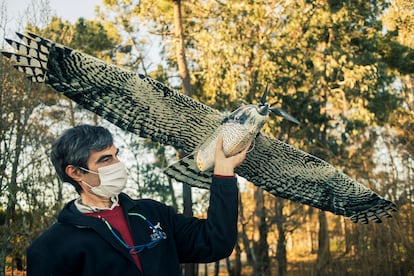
[58,193,136,226]
[74,195,120,213]
[57,193,141,265]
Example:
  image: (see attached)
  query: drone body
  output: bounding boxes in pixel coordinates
[195,90,298,172]
[195,116,260,172]
[1,32,397,224]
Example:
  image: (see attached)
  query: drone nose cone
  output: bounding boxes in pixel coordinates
[258,103,269,115]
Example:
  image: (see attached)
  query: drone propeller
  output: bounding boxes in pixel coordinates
[270,107,300,125]
[258,85,300,125]
[259,85,269,106]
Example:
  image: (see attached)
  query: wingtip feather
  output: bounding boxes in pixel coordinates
[15,32,24,40]
[5,38,14,47]
[349,199,397,224]
[1,51,12,58]
[26,31,40,39]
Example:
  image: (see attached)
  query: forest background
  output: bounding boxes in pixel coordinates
[0,0,413,275]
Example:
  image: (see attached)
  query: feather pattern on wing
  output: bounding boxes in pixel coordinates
[165,134,397,223]
[3,32,223,154]
[1,32,397,224]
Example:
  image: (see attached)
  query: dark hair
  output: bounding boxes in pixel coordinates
[51,125,114,194]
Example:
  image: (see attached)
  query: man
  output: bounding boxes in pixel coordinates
[26,124,249,275]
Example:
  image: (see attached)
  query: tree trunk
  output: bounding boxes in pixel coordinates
[0,83,34,275]
[173,0,192,97]
[214,261,220,276]
[172,1,196,275]
[238,192,255,269]
[253,188,270,276]
[275,197,287,276]
[315,210,331,274]
[231,241,242,275]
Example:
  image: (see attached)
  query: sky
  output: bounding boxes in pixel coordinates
[3,0,163,69]
[4,0,102,35]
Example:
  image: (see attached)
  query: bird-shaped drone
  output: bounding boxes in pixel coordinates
[2,32,397,224]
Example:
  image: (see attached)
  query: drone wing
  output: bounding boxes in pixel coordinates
[3,33,397,224]
[1,32,223,153]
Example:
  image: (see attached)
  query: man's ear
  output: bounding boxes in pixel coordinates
[66,165,83,182]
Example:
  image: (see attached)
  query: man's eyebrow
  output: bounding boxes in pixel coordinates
[95,148,119,164]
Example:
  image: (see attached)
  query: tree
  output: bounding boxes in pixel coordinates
[179,0,410,274]
[172,1,197,275]
[0,50,61,276]
[0,5,124,273]
[0,2,58,274]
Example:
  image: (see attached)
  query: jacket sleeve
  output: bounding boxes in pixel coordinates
[26,224,83,276]
[26,246,51,276]
[173,176,239,263]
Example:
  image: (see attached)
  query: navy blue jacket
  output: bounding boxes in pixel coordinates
[26,177,238,275]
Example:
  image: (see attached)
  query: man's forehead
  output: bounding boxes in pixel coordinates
[88,144,118,159]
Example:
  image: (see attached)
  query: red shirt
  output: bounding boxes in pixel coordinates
[84,206,142,271]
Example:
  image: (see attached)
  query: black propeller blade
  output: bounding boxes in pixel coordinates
[258,85,300,125]
[259,85,269,106]
[270,107,300,125]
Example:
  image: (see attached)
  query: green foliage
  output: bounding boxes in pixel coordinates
[27,17,121,60]
[377,34,414,74]
[0,51,63,274]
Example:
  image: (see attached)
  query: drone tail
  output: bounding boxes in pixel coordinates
[164,153,213,189]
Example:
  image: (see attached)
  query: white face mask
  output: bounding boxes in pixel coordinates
[80,162,128,198]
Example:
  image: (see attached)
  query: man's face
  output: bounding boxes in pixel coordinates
[82,144,120,187]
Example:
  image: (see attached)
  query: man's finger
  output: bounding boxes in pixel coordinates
[215,136,224,153]
[243,141,252,154]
